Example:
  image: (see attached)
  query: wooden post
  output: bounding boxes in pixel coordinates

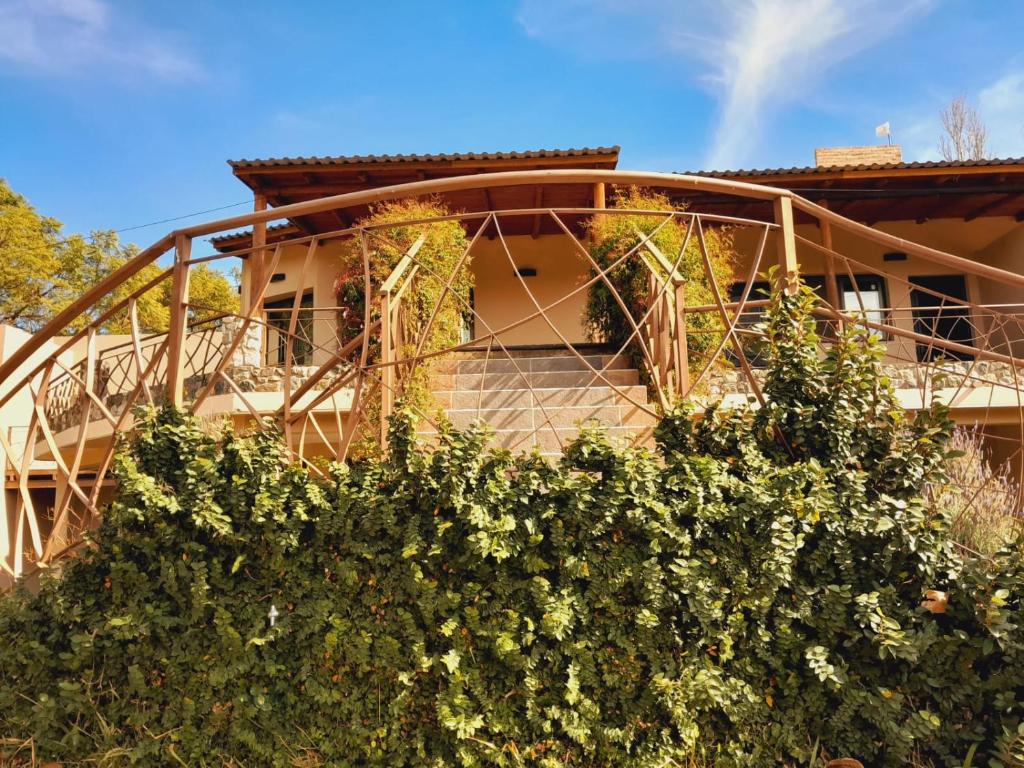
[658,294,671,391]
[166,234,191,407]
[820,212,842,336]
[773,196,799,294]
[591,182,606,246]
[249,193,267,310]
[674,282,689,396]
[379,290,392,446]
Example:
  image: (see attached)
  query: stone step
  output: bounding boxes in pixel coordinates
[434,385,650,410]
[417,424,654,456]
[445,355,630,375]
[427,403,657,431]
[440,368,640,392]
[454,345,614,360]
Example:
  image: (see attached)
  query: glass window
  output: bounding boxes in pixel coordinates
[837,274,888,329]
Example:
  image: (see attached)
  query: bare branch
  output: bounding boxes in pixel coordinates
[939,96,990,161]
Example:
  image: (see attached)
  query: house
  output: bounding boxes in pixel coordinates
[3,144,1024,584]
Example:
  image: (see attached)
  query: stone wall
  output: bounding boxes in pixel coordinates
[703,360,1018,398]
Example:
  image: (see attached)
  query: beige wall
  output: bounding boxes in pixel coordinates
[237,216,1024,355]
[239,233,593,354]
[730,215,1024,362]
[470,235,590,346]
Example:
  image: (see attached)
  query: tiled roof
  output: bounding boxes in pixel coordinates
[228,146,620,169]
[685,156,1024,178]
[208,221,297,245]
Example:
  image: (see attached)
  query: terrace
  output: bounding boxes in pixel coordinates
[3,168,1024,580]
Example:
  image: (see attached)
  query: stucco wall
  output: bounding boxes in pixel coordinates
[729,215,1024,362]
[237,216,1024,354]
[469,235,590,346]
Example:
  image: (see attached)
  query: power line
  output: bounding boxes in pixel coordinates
[44,199,253,250]
[113,200,251,234]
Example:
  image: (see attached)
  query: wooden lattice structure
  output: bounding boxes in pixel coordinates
[3,169,1024,582]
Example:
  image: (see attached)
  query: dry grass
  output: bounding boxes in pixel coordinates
[928,427,1023,558]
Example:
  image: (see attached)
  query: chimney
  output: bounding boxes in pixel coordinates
[814,145,902,168]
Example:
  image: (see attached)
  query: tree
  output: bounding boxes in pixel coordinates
[58,229,168,334]
[0,179,66,330]
[939,96,990,161]
[0,178,238,335]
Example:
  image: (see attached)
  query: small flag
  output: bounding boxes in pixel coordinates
[875,122,891,138]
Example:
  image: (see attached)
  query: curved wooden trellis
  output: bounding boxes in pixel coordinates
[2,169,1024,581]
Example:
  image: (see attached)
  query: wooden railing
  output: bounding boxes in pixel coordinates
[6,169,1024,582]
[378,233,425,442]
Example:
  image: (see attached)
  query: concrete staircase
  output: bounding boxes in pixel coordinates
[423,348,657,456]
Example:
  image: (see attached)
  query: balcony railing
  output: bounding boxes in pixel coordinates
[4,169,1024,581]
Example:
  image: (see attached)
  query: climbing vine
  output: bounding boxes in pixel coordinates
[333,198,472,454]
[585,187,737,382]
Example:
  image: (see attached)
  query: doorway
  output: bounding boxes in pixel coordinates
[909,275,973,362]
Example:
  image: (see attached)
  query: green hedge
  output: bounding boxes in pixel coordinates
[2,286,1023,767]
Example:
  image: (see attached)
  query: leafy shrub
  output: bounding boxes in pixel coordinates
[585,187,736,379]
[2,285,1024,767]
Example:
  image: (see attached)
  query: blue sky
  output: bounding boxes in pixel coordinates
[1,0,1023,247]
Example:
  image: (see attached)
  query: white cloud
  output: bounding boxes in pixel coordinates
[517,0,931,169]
[0,0,201,82]
[979,71,1024,158]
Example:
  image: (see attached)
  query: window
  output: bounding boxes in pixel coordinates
[726,275,887,365]
[836,274,888,330]
[265,292,314,366]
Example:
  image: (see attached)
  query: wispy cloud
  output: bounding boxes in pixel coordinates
[517,0,930,169]
[979,71,1024,157]
[0,0,202,82]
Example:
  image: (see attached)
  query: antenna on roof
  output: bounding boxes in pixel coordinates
[875,121,893,146]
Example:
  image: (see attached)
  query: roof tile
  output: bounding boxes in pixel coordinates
[684,156,1024,178]
[228,146,620,169]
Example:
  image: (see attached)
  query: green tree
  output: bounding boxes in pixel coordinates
[586,187,736,381]
[0,178,66,329]
[0,178,238,334]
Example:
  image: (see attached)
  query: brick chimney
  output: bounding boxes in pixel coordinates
[814,145,902,168]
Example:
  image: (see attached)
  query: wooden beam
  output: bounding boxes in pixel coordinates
[329,209,351,228]
[916,195,966,224]
[257,184,371,196]
[773,196,798,293]
[181,170,789,239]
[964,193,1020,221]
[531,187,543,238]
